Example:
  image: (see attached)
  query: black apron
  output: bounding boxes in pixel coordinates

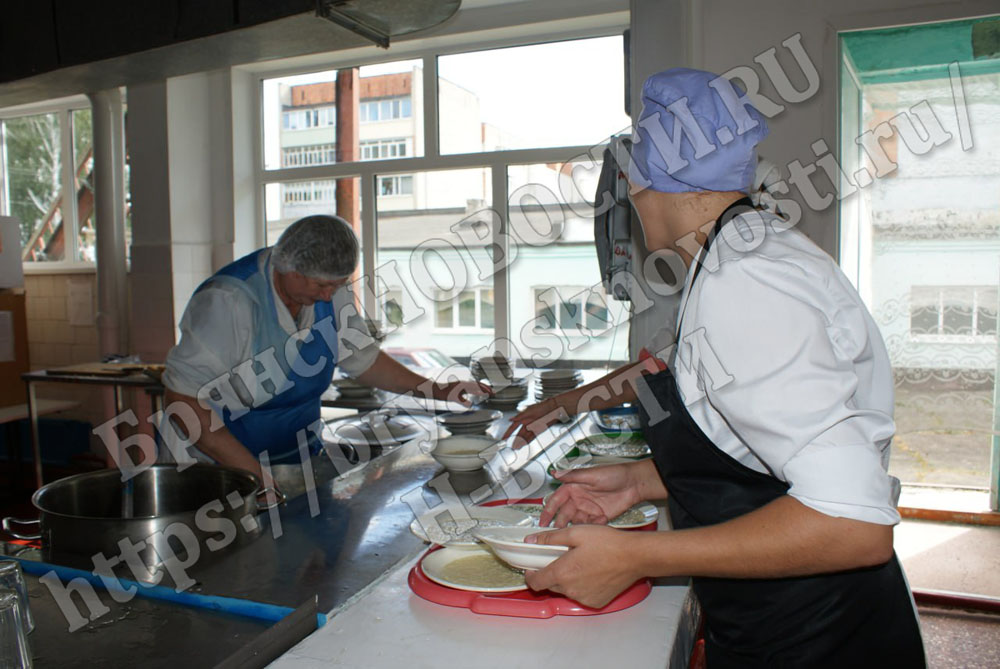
[638,198,925,668]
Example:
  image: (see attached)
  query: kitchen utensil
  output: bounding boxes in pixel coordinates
[409,549,653,617]
[419,546,527,593]
[2,464,271,569]
[0,590,31,668]
[409,506,532,547]
[473,526,568,570]
[430,435,500,471]
[0,562,32,634]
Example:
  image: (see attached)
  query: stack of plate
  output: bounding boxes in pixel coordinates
[536,369,582,401]
[470,353,515,384]
[332,377,375,400]
[435,409,501,435]
[485,377,528,410]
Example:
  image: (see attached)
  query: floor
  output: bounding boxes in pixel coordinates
[896,487,1000,668]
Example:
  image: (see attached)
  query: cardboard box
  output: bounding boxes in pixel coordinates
[0,290,29,408]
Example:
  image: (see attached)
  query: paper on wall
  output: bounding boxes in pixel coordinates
[0,311,13,362]
[68,279,94,326]
[0,217,25,289]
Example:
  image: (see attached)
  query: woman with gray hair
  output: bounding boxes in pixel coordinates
[163,215,486,487]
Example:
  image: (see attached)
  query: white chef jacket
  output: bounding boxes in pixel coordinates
[640,209,901,526]
[163,248,379,407]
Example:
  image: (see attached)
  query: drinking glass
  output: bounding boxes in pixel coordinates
[0,590,31,668]
[0,564,31,634]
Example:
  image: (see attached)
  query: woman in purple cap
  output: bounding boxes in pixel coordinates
[506,68,924,667]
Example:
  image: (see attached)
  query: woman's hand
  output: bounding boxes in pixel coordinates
[540,463,646,527]
[524,525,644,609]
[502,397,571,447]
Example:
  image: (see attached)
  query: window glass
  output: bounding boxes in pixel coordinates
[264,176,361,246]
[850,67,1000,490]
[438,36,630,155]
[375,167,493,358]
[72,108,95,262]
[4,112,64,261]
[262,59,422,171]
[508,161,629,367]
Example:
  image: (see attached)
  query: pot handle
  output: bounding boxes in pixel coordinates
[2,517,41,541]
[255,487,286,512]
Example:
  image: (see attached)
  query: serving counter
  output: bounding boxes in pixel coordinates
[3,406,697,667]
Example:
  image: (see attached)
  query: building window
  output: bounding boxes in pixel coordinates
[281,143,337,167]
[378,175,413,196]
[534,287,612,334]
[910,286,998,339]
[435,288,494,330]
[360,97,412,122]
[360,138,408,160]
[282,180,336,205]
[282,106,336,130]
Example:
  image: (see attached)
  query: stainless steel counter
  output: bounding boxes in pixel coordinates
[5,405,590,665]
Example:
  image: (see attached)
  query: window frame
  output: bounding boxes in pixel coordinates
[252,24,630,357]
[0,94,96,271]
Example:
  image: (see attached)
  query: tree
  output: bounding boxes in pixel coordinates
[4,113,61,248]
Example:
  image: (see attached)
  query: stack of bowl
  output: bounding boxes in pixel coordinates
[435,409,501,436]
[486,377,528,411]
[536,369,583,401]
[470,352,516,384]
[332,377,375,399]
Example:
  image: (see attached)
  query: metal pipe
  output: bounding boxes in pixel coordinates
[87,88,129,357]
[899,506,1000,527]
[912,587,1000,614]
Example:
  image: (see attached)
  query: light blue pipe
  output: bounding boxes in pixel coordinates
[9,555,327,628]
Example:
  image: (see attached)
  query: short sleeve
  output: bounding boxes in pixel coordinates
[331,286,379,377]
[163,285,255,398]
[695,257,899,525]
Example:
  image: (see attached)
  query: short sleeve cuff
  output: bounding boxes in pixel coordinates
[783,442,901,526]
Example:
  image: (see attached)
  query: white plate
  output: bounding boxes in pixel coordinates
[410,506,532,547]
[534,495,659,530]
[608,502,659,529]
[473,526,568,570]
[420,546,528,593]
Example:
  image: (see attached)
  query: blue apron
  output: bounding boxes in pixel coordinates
[198,249,338,464]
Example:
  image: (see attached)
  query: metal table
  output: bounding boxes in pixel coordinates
[21,368,164,489]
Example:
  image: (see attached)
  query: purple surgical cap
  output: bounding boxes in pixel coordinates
[629,68,769,194]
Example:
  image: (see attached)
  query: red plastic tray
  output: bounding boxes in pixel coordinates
[408,547,652,618]
[481,497,659,532]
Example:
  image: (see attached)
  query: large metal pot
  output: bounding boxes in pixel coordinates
[3,464,275,572]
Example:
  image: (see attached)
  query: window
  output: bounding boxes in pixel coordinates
[378,175,413,196]
[910,286,998,339]
[360,138,408,160]
[534,287,612,333]
[264,176,360,245]
[0,99,97,264]
[282,144,337,167]
[438,37,630,154]
[282,106,335,130]
[839,20,1000,497]
[435,288,494,330]
[258,39,629,367]
[360,97,412,122]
